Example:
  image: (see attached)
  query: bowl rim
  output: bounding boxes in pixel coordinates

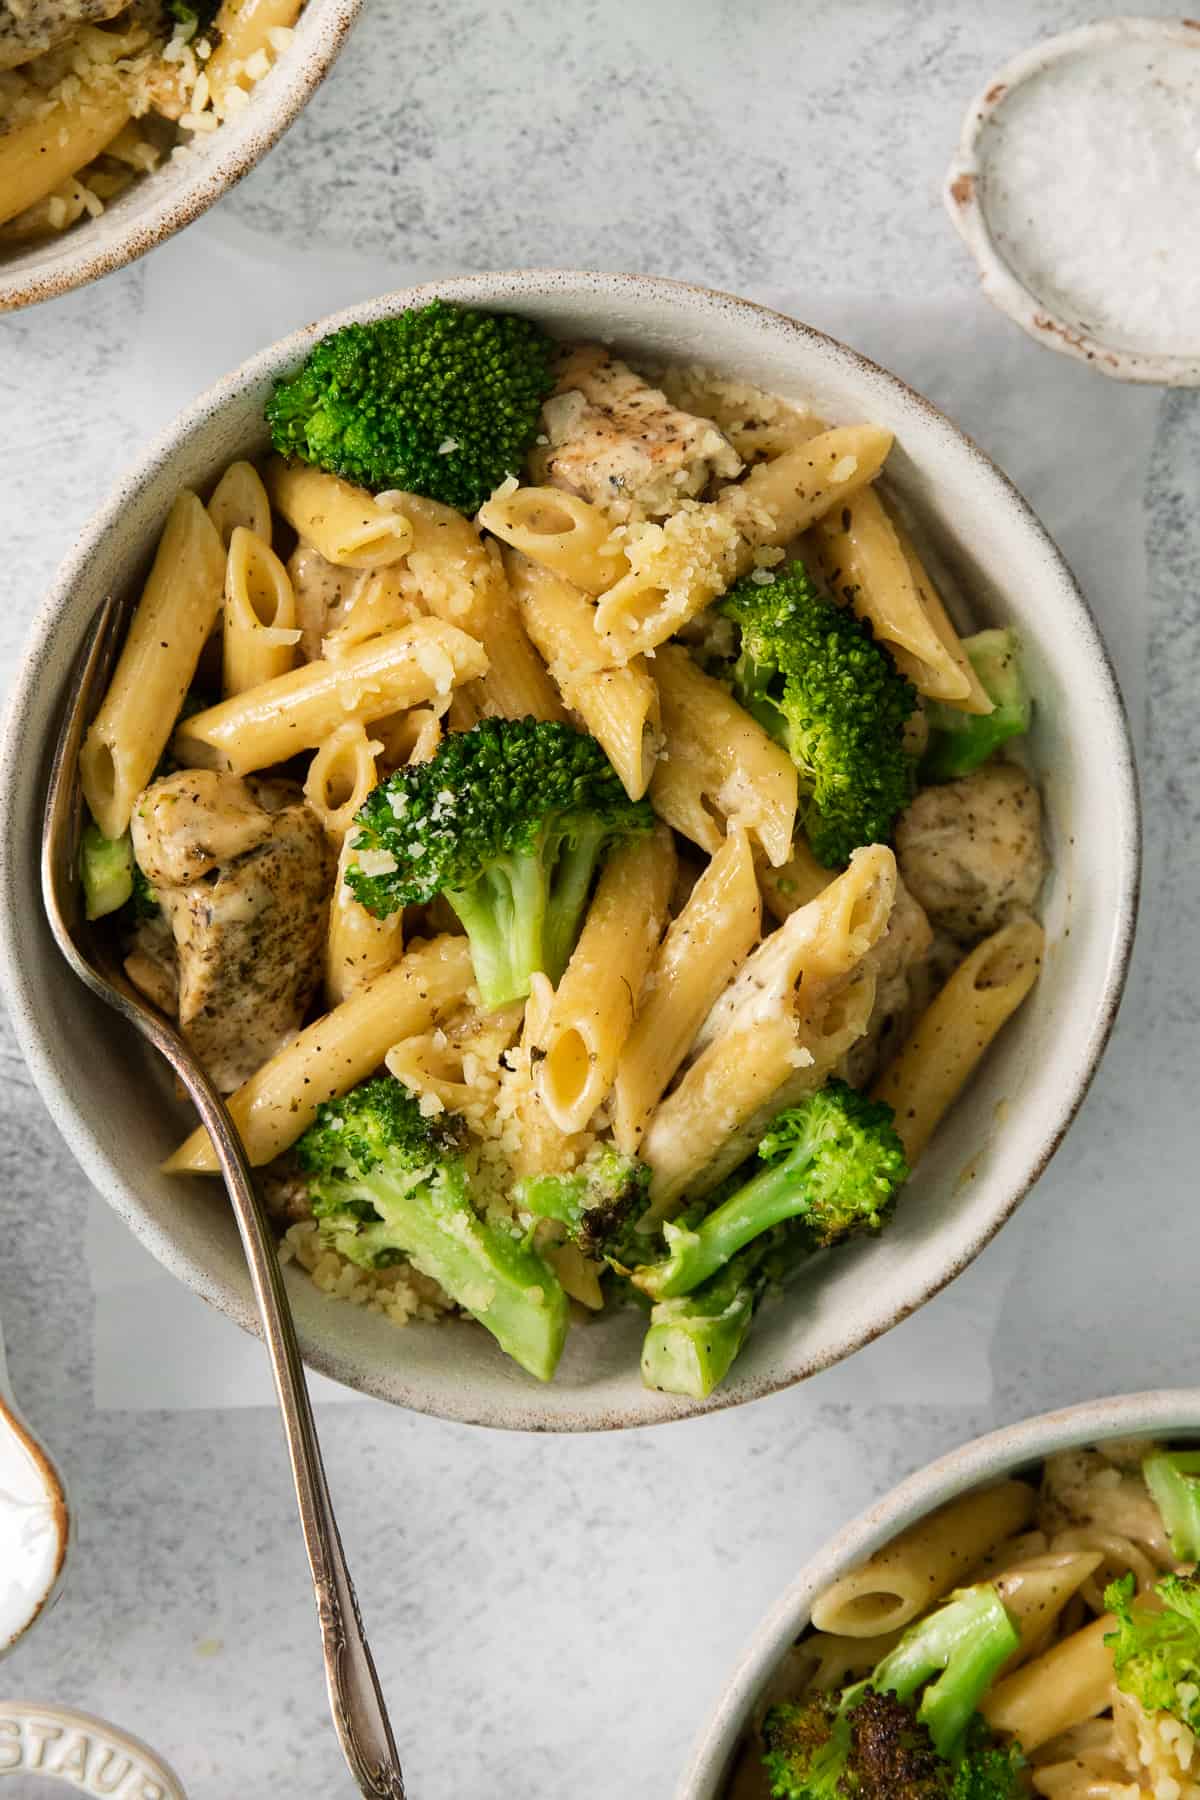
[677,1386,1200,1799]
[0,269,1142,1429]
[0,0,362,315]
[944,15,1200,386]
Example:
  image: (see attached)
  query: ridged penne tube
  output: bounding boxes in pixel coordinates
[758,837,835,922]
[325,835,403,1006]
[372,706,443,771]
[992,1551,1105,1666]
[810,1480,1038,1636]
[322,565,425,659]
[266,459,414,568]
[80,492,225,839]
[612,829,762,1152]
[810,486,980,707]
[981,1617,1116,1753]
[207,461,272,547]
[173,618,488,775]
[695,845,897,1054]
[781,1629,904,1696]
[221,527,301,696]
[499,973,595,1179]
[467,543,566,722]
[0,88,130,229]
[206,0,303,107]
[533,826,676,1135]
[873,914,1045,1164]
[650,644,798,868]
[304,720,382,840]
[165,935,473,1173]
[594,425,893,660]
[478,485,629,593]
[892,517,994,714]
[504,551,660,797]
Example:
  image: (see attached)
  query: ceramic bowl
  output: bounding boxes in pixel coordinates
[678,1389,1200,1798]
[0,1314,69,1661]
[0,272,1140,1429]
[0,0,361,314]
[945,18,1200,384]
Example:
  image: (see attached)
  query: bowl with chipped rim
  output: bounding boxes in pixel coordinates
[677,1389,1200,1798]
[0,271,1140,1428]
[0,0,361,314]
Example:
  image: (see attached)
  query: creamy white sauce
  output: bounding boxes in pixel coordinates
[979,37,1200,353]
[0,1386,64,1653]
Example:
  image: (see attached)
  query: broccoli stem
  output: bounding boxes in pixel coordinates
[1144,1451,1200,1562]
[80,821,135,921]
[634,1145,821,1301]
[447,853,547,1010]
[331,1166,569,1381]
[870,1583,1019,1759]
[640,1242,768,1398]
[543,818,610,987]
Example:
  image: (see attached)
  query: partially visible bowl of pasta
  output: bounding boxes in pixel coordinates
[0,0,361,313]
[0,272,1138,1428]
[678,1389,1200,1799]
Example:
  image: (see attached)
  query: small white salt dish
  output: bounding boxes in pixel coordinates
[945,17,1200,384]
[0,1311,68,1661]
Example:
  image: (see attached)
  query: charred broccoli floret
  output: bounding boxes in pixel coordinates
[514,1144,651,1260]
[344,717,653,1010]
[265,301,556,513]
[631,1081,908,1303]
[715,560,917,866]
[295,1077,568,1381]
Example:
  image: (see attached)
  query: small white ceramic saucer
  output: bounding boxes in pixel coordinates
[946,17,1200,383]
[0,1315,69,1660]
[0,1702,186,1796]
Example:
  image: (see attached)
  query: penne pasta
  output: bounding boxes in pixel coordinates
[533,825,676,1135]
[0,87,130,229]
[478,485,629,593]
[221,526,301,696]
[80,492,226,839]
[205,0,303,109]
[207,461,272,548]
[266,459,415,568]
[304,720,382,840]
[173,617,488,775]
[165,935,473,1172]
[324,834,404,1006]
[873,914,1045,1163]
[612,828,762,1153]
[981,1617,1116,1753]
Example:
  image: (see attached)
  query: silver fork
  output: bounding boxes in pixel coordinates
[41,597,405,1800]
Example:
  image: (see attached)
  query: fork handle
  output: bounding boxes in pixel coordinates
[181,1068,406,1799]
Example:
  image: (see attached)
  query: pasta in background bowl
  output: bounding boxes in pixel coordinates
[0,0,360,312]
[0,272,1138,1428]
[678,1390,1200,1800]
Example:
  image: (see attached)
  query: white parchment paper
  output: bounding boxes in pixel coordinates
[87,240,1158,1408]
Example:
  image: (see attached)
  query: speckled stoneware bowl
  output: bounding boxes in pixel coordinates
[679,1390,1200,1800]
[0,1312,69,1661]
[0,0,360,314]
[0,272,1140,1430]
[945,18,1200,384]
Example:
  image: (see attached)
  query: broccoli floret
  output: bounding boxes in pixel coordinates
[130,861,159,922]
[717,560,917,866]
[762,1586,1022,1798]
[1143,1452,1200,1562]
[345,717,653,1010]
[295,1078,568,1381]
[1105,1573,1200,1733]
[631,1081,908,1303]
[921,630,1031,783]
[265,301,556,514]
[514,1144,651,1261]
[80,821,134,921]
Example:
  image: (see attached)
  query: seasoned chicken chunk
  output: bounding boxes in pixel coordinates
[840,876,933,1087]
[0,0,127,70]
[130,770,334,1092]
[895,762,1045,944]
[531,346,742,520]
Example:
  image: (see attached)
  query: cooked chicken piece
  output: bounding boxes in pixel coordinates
[531,346,742,520]
[286,543,364,662]
[0,0,127,70]
[895,762,1045,944]
[130,770,334,1092]
[840,876,933,1088]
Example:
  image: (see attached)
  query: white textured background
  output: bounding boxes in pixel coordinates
[1,4,1198,1797]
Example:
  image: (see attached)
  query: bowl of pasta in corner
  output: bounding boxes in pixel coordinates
[0,271,1138,1429]
[679,1389,1200,1800]
[0,0,361,313]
